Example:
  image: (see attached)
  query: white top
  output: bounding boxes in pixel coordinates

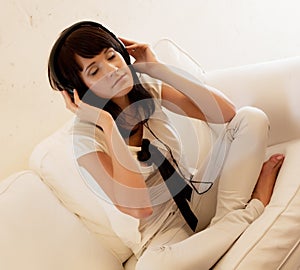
[71,74,188,257]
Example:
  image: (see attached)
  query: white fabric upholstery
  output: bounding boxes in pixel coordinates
[0,170,124,270]
[205,57,300,146]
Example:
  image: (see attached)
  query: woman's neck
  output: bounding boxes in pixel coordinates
[111,95,130,110]
[112,94,144,146]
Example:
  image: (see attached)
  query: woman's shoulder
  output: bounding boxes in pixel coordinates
[70,118,109,157]
[138,73,162,100]
[71,118,103,137]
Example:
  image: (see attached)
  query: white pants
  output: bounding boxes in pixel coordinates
[135,107,270,270]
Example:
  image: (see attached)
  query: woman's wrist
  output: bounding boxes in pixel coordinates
[133,61,167,80]
[144,62,169,80]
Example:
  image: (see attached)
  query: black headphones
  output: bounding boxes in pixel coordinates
[48,21,131,95]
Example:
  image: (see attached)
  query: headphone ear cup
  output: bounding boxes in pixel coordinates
[65,87,74,95]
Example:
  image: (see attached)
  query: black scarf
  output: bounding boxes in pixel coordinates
[137,139,198,232]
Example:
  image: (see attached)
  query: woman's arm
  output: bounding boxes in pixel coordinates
[77,130,153,218]
[160,81,236,123]
[120,38,236,123]
[160,71,236,123]
[63,90,153,218]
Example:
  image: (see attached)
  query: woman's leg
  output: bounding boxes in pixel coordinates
[209,106,270,225]
[136,156,283,270]
[136,106,281,270]
[136,199,263,270]
[190,106,270,228]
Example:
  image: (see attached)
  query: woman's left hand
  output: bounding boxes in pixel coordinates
[119,37,159,74]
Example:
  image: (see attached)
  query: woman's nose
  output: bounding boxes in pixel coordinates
[105,62,119,75]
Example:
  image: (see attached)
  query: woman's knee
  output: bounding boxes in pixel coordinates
[235,106,270,133]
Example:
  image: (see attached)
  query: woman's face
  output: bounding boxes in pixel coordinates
[76,48,134,100]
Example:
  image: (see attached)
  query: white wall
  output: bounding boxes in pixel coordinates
[1,0,299,179]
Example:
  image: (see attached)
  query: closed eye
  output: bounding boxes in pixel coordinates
[107,49,116,60]
[89,67,99,76]
[108,54,115,60]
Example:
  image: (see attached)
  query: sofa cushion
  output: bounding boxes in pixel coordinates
[29,119,133,263]
[0,170,124,270]
[153,38,206,83]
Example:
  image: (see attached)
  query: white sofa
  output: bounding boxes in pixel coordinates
[1,40,300,270]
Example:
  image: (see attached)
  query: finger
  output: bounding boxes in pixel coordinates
[126,45,139,56]
[61,90,71,103]
[61,90,75,108]
[118,37,136,46]
[126,44,139,51]
[73,89,81,105]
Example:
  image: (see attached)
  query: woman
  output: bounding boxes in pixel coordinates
[48,21,284,270]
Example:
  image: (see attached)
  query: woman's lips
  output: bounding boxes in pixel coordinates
[112,74,126,88]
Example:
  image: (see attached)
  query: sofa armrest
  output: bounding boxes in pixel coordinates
[0,170,124,270]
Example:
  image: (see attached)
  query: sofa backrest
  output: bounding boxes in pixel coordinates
[205,57,300,146]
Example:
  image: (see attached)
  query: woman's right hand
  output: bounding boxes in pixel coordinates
[61,89,114,130]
